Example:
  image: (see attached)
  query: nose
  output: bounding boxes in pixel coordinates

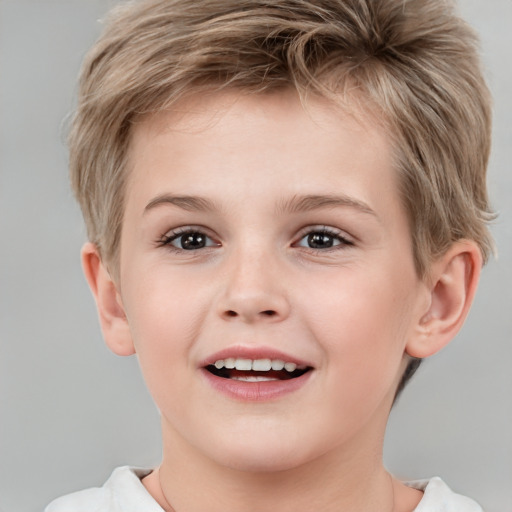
[216,248,290,323]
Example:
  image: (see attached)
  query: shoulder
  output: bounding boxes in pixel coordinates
[408,476,484,512]
[45,466,162,512]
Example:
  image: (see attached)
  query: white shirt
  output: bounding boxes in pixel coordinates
[45,466,484,512]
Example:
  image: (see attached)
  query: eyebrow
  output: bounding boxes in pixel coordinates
[144,194,218,213]
[144,193,378,218]
[277,194,378,217]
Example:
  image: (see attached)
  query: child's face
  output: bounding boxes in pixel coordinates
[115,90,430,471]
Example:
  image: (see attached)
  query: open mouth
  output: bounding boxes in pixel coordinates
[205,358,312,382]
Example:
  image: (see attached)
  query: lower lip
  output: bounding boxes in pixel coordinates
[200,369,313,401]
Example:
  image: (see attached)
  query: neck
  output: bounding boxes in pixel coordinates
[146,418,398,512]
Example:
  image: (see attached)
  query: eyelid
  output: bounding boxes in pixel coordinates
[295,225,353,240]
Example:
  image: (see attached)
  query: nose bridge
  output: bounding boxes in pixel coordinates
[218,242,289,323]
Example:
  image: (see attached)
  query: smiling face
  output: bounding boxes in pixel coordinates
[110,90,430,472]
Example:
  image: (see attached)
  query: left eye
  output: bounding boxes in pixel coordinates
[296,230,350,249]
[165,231,218,250]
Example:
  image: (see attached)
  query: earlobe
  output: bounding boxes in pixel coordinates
[81,242,135,356]
[406,240,482,359]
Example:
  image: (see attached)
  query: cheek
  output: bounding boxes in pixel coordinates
[300,269,415,395]
[124,263,203,340]
[120,270,206,400]
[303,268,413,344]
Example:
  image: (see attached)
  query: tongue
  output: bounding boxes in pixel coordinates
[227,369,294,380]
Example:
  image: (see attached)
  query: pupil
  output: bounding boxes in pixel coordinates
[181,233,205,250]
[308,233,333,248]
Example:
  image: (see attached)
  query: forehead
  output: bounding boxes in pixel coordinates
[126,89,395,194]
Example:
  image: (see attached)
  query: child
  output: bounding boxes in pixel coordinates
[46,0,494,510]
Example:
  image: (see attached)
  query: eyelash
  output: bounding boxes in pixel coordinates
[157,226,354,253]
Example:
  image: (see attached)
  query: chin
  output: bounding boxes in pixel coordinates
[199,428,319,474]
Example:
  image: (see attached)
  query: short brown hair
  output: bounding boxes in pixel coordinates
[69,0,494,390]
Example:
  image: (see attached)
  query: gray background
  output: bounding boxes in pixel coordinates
[0,1,510,511]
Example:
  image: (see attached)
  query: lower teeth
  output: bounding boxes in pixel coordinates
[231,376,279,382]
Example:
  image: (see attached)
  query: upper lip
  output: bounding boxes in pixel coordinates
[199,345,313,368]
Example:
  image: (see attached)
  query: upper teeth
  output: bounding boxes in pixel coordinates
[213,358,300,372]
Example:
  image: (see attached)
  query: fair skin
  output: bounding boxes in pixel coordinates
[83,90,481,512]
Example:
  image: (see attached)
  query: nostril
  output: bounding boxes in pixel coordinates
[222,309,279,320]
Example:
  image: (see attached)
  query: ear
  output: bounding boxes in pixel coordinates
[81,242,135,356]
[406,240,482,359]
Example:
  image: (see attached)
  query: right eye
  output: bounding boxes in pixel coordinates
[161,229,219,251]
